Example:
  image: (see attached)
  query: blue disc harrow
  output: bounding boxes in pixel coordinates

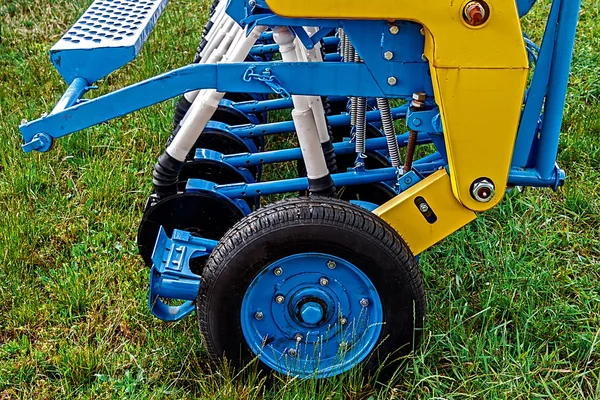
[18,0,582,379]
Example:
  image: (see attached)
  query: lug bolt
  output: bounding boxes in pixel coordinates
[389,25,399,35]
[288,348,297,356]
[294,333,303,342]
[273,267,283,276]
[387,76,397,86]
[340,317,347,325]
[254,311,263,320]
[419,203,430,213]
[360,298,369,307]
[327,260,336,269]
[320,277,329,286]
[384,51,394,60]
[471,179,495,203]
[275,295,285,304]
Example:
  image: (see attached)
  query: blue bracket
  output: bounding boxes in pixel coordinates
[149,227,217,321]
[406,107,440,132]
[399,170,423,192]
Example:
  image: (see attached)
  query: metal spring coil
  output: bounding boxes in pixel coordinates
[376,98,402,167]
[355,96,367,155]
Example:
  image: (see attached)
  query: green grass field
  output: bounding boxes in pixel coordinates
[1,0,599,398]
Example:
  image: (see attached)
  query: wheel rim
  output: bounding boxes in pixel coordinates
[240,253,383,378]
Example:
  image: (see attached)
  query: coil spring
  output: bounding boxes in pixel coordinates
[355,96,367,155]
[376,98,401,167]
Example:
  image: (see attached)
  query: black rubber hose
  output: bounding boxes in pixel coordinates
[152,152,184,199]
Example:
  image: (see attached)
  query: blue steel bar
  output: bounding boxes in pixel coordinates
[209,131,430,167]
[325,54,342,62]
[250,43,279,55]
[507,166,565,189]
[232,95,349,114]
[205,160,445,200]
[20,61,399,146]
[536,0,581,179]
[50,77,90,115]
[511,0,560,167]
[232,97,294,113]
[229,105,408,138]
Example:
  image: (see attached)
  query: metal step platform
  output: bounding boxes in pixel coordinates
[50,0,169,84]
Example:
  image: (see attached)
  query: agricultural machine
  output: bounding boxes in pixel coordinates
[19,0,581,378]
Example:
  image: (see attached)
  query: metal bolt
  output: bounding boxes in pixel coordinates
[420,28,425,36]
[389,25,399,35]
[413,118,422,127]
[254,311,263,320]
[421,54,428,62]
[327,260,336,269]
[419,203,430,213]
[275,295,285,304]
[288,348,297,356]
[294,333,303,342]
[320,277,329,286]
[340,317,347,325]
[273,267,283,276]
[463,1,487,26]
[413,92,427,102]
[360,298,369,307]
[387,76,397,86]
[471,179,495,203]
[384,51,394,60]
[248,0,256,6]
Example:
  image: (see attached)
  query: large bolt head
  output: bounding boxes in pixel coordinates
[471,179,495,202]
[389,25,399,35]
[319,277,329,286]
[275,295,285,304]
[273,267,283,276]
[384,51,394,60]
[254,311,263,320]
[413,92,427,102]
[326,260,336,269]
[387,76,397,86]
[360,298,369,307]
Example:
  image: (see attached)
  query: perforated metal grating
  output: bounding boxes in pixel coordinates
[50,0,168,83]
[55,0,167,48]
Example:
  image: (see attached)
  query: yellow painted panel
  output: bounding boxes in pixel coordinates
[374,170,477,255]
[431,67,528,211]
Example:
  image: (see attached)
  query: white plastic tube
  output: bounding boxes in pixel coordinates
[167,26,267,161]
[273,26,329,180]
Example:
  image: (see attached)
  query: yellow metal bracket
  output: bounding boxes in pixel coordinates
[374,170,476,255]
[266,0,529,217]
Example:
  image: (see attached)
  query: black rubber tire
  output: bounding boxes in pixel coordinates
[197,197,426,378]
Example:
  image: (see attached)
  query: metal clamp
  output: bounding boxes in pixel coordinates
[243,65,291,99]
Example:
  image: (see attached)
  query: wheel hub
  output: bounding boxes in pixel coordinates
[240,253,383,378]
[299,301,324,325]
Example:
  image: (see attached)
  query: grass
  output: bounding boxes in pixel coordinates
[0,0,599,398]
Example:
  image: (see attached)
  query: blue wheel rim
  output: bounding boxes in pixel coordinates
[240,253,383,378]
